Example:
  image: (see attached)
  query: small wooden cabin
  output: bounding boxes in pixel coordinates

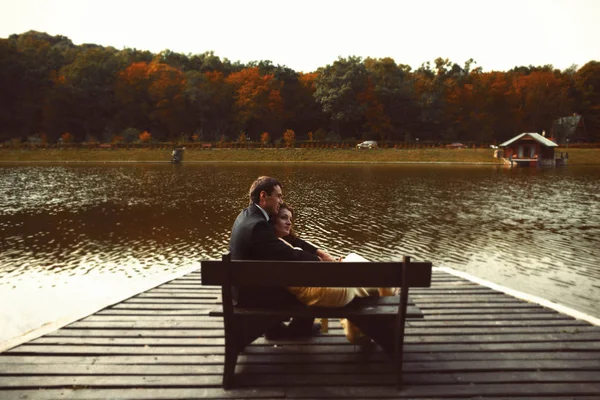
[499,132,563,167]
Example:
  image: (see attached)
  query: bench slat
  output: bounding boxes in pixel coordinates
[201,260,432,287]
[210,304,424,319]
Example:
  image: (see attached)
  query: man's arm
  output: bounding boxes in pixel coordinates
[284,236,338,262]
[283,236,317,253]
[251,222,320,261]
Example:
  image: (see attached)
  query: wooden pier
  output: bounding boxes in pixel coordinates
[1,270,599,399]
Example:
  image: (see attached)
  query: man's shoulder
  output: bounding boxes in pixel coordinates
[232,205,265,232]
[236,205,263,222]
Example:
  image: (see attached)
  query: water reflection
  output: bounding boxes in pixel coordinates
[1,163,599,325]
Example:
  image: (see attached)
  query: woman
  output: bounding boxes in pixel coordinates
[270,203,395,344]
[271,203,338,262]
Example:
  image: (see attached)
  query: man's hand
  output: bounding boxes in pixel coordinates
[316,249,339,262]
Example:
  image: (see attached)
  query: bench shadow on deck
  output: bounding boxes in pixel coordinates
[1,271,600,399]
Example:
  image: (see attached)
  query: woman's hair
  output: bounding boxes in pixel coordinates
[271,203,297,237]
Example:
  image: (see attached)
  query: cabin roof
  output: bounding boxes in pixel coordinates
[499,132,558,148]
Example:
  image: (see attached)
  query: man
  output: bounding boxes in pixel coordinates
[229,176,320,338]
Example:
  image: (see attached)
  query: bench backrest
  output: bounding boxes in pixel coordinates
[202,256,432,288]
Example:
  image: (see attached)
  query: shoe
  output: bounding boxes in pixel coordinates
[287,320,322,338]
[264,322,288,340]
[340,318,372,346]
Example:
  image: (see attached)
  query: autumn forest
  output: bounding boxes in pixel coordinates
[1,31,599,145]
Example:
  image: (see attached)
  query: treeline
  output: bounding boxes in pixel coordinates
[1,30,598,145]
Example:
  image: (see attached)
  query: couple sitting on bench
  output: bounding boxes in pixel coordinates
[229,176,396,344]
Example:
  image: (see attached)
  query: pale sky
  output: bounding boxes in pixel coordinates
[1,0,599,72]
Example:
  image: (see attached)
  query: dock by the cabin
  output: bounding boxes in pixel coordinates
[1,269,599,399]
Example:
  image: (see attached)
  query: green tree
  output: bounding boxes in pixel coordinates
[574,61,600,141]
[44,46,125,142]
[4,31,76,141]
[363,57,419,141]
[0,39,26,142]
[314,56,368,138]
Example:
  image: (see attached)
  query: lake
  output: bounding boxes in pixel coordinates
[1,163,599,344]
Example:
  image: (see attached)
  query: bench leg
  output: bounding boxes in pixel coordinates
[349,315,395,354]
[349,315,406,388]
[223,342,238,389]
[222,316,289,388]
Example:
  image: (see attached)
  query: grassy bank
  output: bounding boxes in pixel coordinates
[1,148,599,165]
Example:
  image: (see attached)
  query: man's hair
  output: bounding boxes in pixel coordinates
[249,176,282,204]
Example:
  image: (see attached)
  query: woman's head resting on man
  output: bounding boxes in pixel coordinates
[271,203,296,238]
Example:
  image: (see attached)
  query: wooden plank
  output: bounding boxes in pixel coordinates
[240,341,600,353]
[151,287,219,292]
[137,293,219,298]
[27,331,600,346]
[283,383,600,398]
[29,337,225,346]
[231,371,600,386]
[0,355,226,365]
[407,297,529,303]
[423,313,575,320]
[422,307,553,314]
[122,298,218,304]
[40,325,600,338]
[66,316,587,329]
[419,303,545,310]
[8,341,600,355]
[0,363,224,375]
[3,351,599,367]
[3,359,599,376]
[0,388,285,400]
[96,310,218,316]
[42,329,225,337]
[65,321,224,329]
[0,375,225,387]
[405,319,591,327]
[80,315,217,322]
[110,304,215,309]
[3,371,598,388]
[5,390,597,400]
[410,289,501,294]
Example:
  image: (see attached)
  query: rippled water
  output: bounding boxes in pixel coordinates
[1,163,599,342]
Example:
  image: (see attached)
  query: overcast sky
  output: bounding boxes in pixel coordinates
[1,0,598,72]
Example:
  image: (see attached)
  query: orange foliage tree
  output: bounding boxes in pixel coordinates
[61,132,73,143]
[147,58,186,139]
[116,59,186,141]
[139,130,152,142]
[225,67,282,138]
[260,131,270,147]
[508,70,572,133]
[357,78,392,141]
[283,129,295,148]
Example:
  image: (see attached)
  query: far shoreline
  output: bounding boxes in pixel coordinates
[0,148,598,165]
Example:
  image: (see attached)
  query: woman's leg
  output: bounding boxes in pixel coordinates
[289,286,356,308]
[343,287,397,345]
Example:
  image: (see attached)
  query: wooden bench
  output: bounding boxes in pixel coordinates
[201,255,432,389]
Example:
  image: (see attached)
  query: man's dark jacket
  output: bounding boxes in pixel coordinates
[229,204,320,307]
